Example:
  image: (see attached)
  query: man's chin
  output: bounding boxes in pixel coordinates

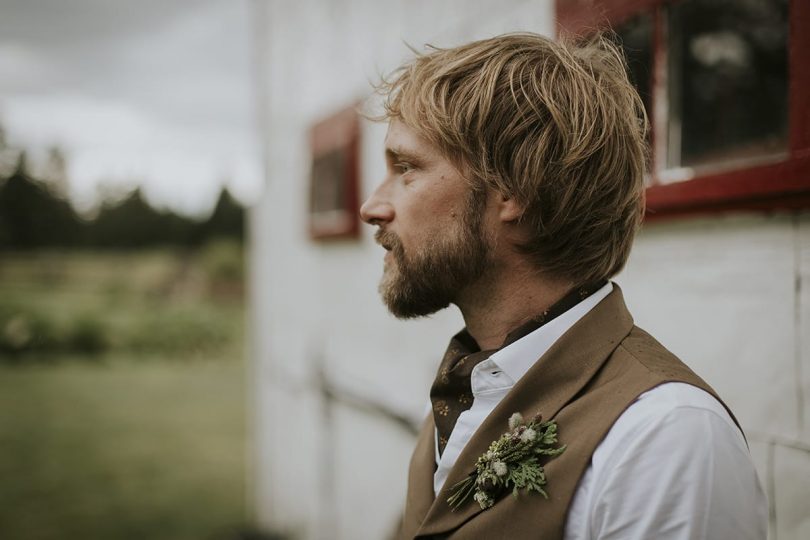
[384,298,450,320]
[379,280,451,319]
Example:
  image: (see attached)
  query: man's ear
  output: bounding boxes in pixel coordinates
[498,195,524,223]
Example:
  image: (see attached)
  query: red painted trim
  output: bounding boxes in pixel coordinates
[645,193,810,222]
[645,154,810,219]
[790,0,810,151]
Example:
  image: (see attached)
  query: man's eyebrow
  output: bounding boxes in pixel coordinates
[385,146,424,163]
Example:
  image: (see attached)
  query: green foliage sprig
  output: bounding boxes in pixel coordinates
[447,412,566,511]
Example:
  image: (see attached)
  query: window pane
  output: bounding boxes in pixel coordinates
[310,148,347,214]
[616,14,653,125]
[667,0,788,169]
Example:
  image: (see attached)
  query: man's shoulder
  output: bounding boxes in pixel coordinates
[597,382,744,456]
[581,381,750,490]
[610,325,711,389]
[566,381,766,540]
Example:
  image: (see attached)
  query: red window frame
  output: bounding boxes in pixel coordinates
[556,0,810,220]
[308,105,362,240]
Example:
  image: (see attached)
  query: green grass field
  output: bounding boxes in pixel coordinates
[0,248,252,540]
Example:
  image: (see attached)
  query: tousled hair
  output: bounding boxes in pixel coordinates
[375,32,648,284]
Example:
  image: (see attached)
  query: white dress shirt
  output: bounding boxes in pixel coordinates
[432,282,767,539]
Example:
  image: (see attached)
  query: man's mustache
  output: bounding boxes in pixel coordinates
[374,229,401,252]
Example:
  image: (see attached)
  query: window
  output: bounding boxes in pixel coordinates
[309,105,361,240]
[558,0,810,219]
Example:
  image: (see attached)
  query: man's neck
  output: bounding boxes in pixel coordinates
[455,266,574,350]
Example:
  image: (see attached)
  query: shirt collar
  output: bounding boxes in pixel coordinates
[487,281,614,384]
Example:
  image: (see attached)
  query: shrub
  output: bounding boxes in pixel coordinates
[66,315,109,355]
[0,306,59,359]
[125,308,232,356]
[200,238,244,284]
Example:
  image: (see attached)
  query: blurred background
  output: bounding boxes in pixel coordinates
[0,1,263,539]
[2,0,810,540]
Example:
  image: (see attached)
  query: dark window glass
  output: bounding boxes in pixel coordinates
[667,0,788,169]
[616,14,654,124]
[310,147,347,214]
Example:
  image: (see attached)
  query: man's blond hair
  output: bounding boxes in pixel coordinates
[377,32,648,284]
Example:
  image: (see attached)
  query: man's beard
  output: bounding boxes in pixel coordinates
[375,190,491,319]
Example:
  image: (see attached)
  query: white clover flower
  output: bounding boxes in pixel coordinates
[519,427,537,443]
[474,491,494,509]
[508,412,524,431]
[492,461,508,477]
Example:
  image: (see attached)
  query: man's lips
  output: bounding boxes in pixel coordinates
[375,230,395,251]
[375,228,402,269]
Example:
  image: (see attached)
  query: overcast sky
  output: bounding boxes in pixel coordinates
[0,0,261,216]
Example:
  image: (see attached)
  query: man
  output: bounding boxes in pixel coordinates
[360,33,766,539]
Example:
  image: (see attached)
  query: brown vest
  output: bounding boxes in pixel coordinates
[398,285,738,539]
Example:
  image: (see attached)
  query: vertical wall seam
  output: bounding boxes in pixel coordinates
[767,442,777,540]
[794,213,805,436]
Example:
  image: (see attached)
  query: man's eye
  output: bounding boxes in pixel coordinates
[394,162,415,174]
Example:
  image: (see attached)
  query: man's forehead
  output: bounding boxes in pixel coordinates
[384,120,437,159]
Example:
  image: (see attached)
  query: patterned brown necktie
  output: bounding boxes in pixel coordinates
[430,282,604,455]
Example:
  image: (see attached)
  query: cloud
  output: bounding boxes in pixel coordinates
[0,0,260,215]
[0,43,54,92]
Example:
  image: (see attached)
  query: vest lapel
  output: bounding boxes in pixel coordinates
[400,415,439,538]
[414,286,635,538]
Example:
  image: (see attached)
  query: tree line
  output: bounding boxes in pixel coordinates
[0,153,245,251]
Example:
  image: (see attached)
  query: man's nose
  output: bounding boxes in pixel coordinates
[359,186,394,225]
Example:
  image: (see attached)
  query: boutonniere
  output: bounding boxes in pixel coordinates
[447,412,566,511]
